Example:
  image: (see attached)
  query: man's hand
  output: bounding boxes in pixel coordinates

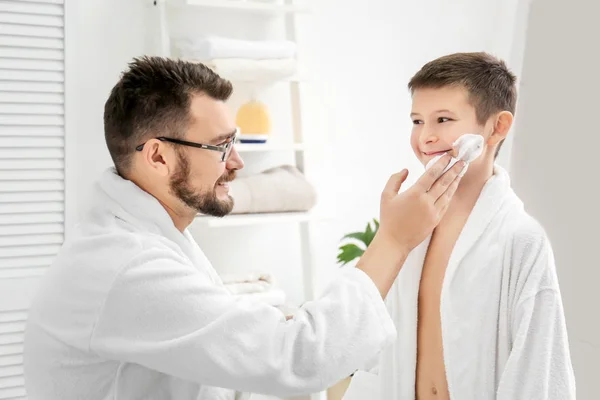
[378,155,465,253]
[356,155,465,298]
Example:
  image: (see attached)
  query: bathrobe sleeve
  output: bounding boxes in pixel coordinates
[89,245,397,397]
[496,233,576,400]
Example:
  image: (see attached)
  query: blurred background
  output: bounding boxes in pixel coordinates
[1,0,598,399]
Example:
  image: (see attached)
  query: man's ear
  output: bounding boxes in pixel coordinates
[487,111,514,146]
[144,139,172,177]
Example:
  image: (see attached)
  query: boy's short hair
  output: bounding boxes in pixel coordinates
[408,52,517,156]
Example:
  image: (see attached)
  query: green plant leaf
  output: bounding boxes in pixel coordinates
[337,218,380,267]
[342,231,367,244]
[363,220,377,246]
[365,222,373,237]
[336,243,365,265]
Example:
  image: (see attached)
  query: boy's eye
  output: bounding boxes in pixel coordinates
[438,117,452,123]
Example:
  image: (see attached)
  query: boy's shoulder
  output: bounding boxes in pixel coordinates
[502,202,559,295]
[506,206,551,253]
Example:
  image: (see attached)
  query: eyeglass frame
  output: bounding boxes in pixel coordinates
[135,128,238,162]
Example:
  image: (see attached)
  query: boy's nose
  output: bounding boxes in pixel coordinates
[421,131,440,146]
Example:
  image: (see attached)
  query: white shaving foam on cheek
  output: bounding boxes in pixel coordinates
[425,133,484,176]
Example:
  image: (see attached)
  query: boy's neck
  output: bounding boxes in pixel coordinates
[445,160,495,217]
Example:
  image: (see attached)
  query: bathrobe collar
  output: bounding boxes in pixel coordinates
[412,165,520,267]
[93,167,222,284]
[448,164,523,272]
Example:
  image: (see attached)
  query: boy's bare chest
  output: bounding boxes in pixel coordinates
[415,214,469,400]
[418,216,467,303]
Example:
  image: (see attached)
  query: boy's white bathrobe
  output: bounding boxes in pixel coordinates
[378,165,576,399]
[23,168,397,400]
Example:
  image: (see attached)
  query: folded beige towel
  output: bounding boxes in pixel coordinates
[229,165,317,214]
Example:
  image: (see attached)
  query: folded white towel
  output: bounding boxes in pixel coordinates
[175,36,297,60]
[203,58,297,82]
[230,165,317,214]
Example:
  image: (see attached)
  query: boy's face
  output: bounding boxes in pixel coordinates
[410,86,493,168]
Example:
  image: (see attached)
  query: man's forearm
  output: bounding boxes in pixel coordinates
[355,233,409,299]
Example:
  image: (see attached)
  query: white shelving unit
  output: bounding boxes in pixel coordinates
[151,2,326,400]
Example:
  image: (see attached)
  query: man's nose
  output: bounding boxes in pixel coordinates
[226,147,244,171]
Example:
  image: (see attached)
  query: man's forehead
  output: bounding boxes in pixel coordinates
[187,94,235,140]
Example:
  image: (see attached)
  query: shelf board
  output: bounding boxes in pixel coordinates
[195,211,313,227]
[235,143,306,152]
[180,0,310,14]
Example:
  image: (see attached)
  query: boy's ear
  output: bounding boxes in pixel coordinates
[487,111,514,146]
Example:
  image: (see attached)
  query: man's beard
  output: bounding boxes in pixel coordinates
[169,151,235,217]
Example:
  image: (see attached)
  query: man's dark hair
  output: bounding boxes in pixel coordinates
[408,52,517,157]
[104,56,233,175]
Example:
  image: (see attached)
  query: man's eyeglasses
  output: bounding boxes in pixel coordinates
[135,129,238,162]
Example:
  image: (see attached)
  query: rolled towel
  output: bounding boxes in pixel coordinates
[229,165,317,214]
[204,58,297,82]
[175,36,297,60]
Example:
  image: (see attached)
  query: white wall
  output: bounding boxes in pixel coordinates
[64,0,149,231]
[510,0,600,396]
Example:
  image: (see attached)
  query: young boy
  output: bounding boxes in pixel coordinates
[377,52,576,399]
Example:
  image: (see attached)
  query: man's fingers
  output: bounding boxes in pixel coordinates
[449,146,459,158]
[428,160,466,200]
[382,169,409,197]
[415,155,452,192]
[434,172,462,212]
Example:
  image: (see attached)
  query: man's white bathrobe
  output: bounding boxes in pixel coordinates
[378,165,576,399]
[23,168,396,400]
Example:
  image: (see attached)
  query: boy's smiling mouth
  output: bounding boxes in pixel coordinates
[423,149,452,157]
